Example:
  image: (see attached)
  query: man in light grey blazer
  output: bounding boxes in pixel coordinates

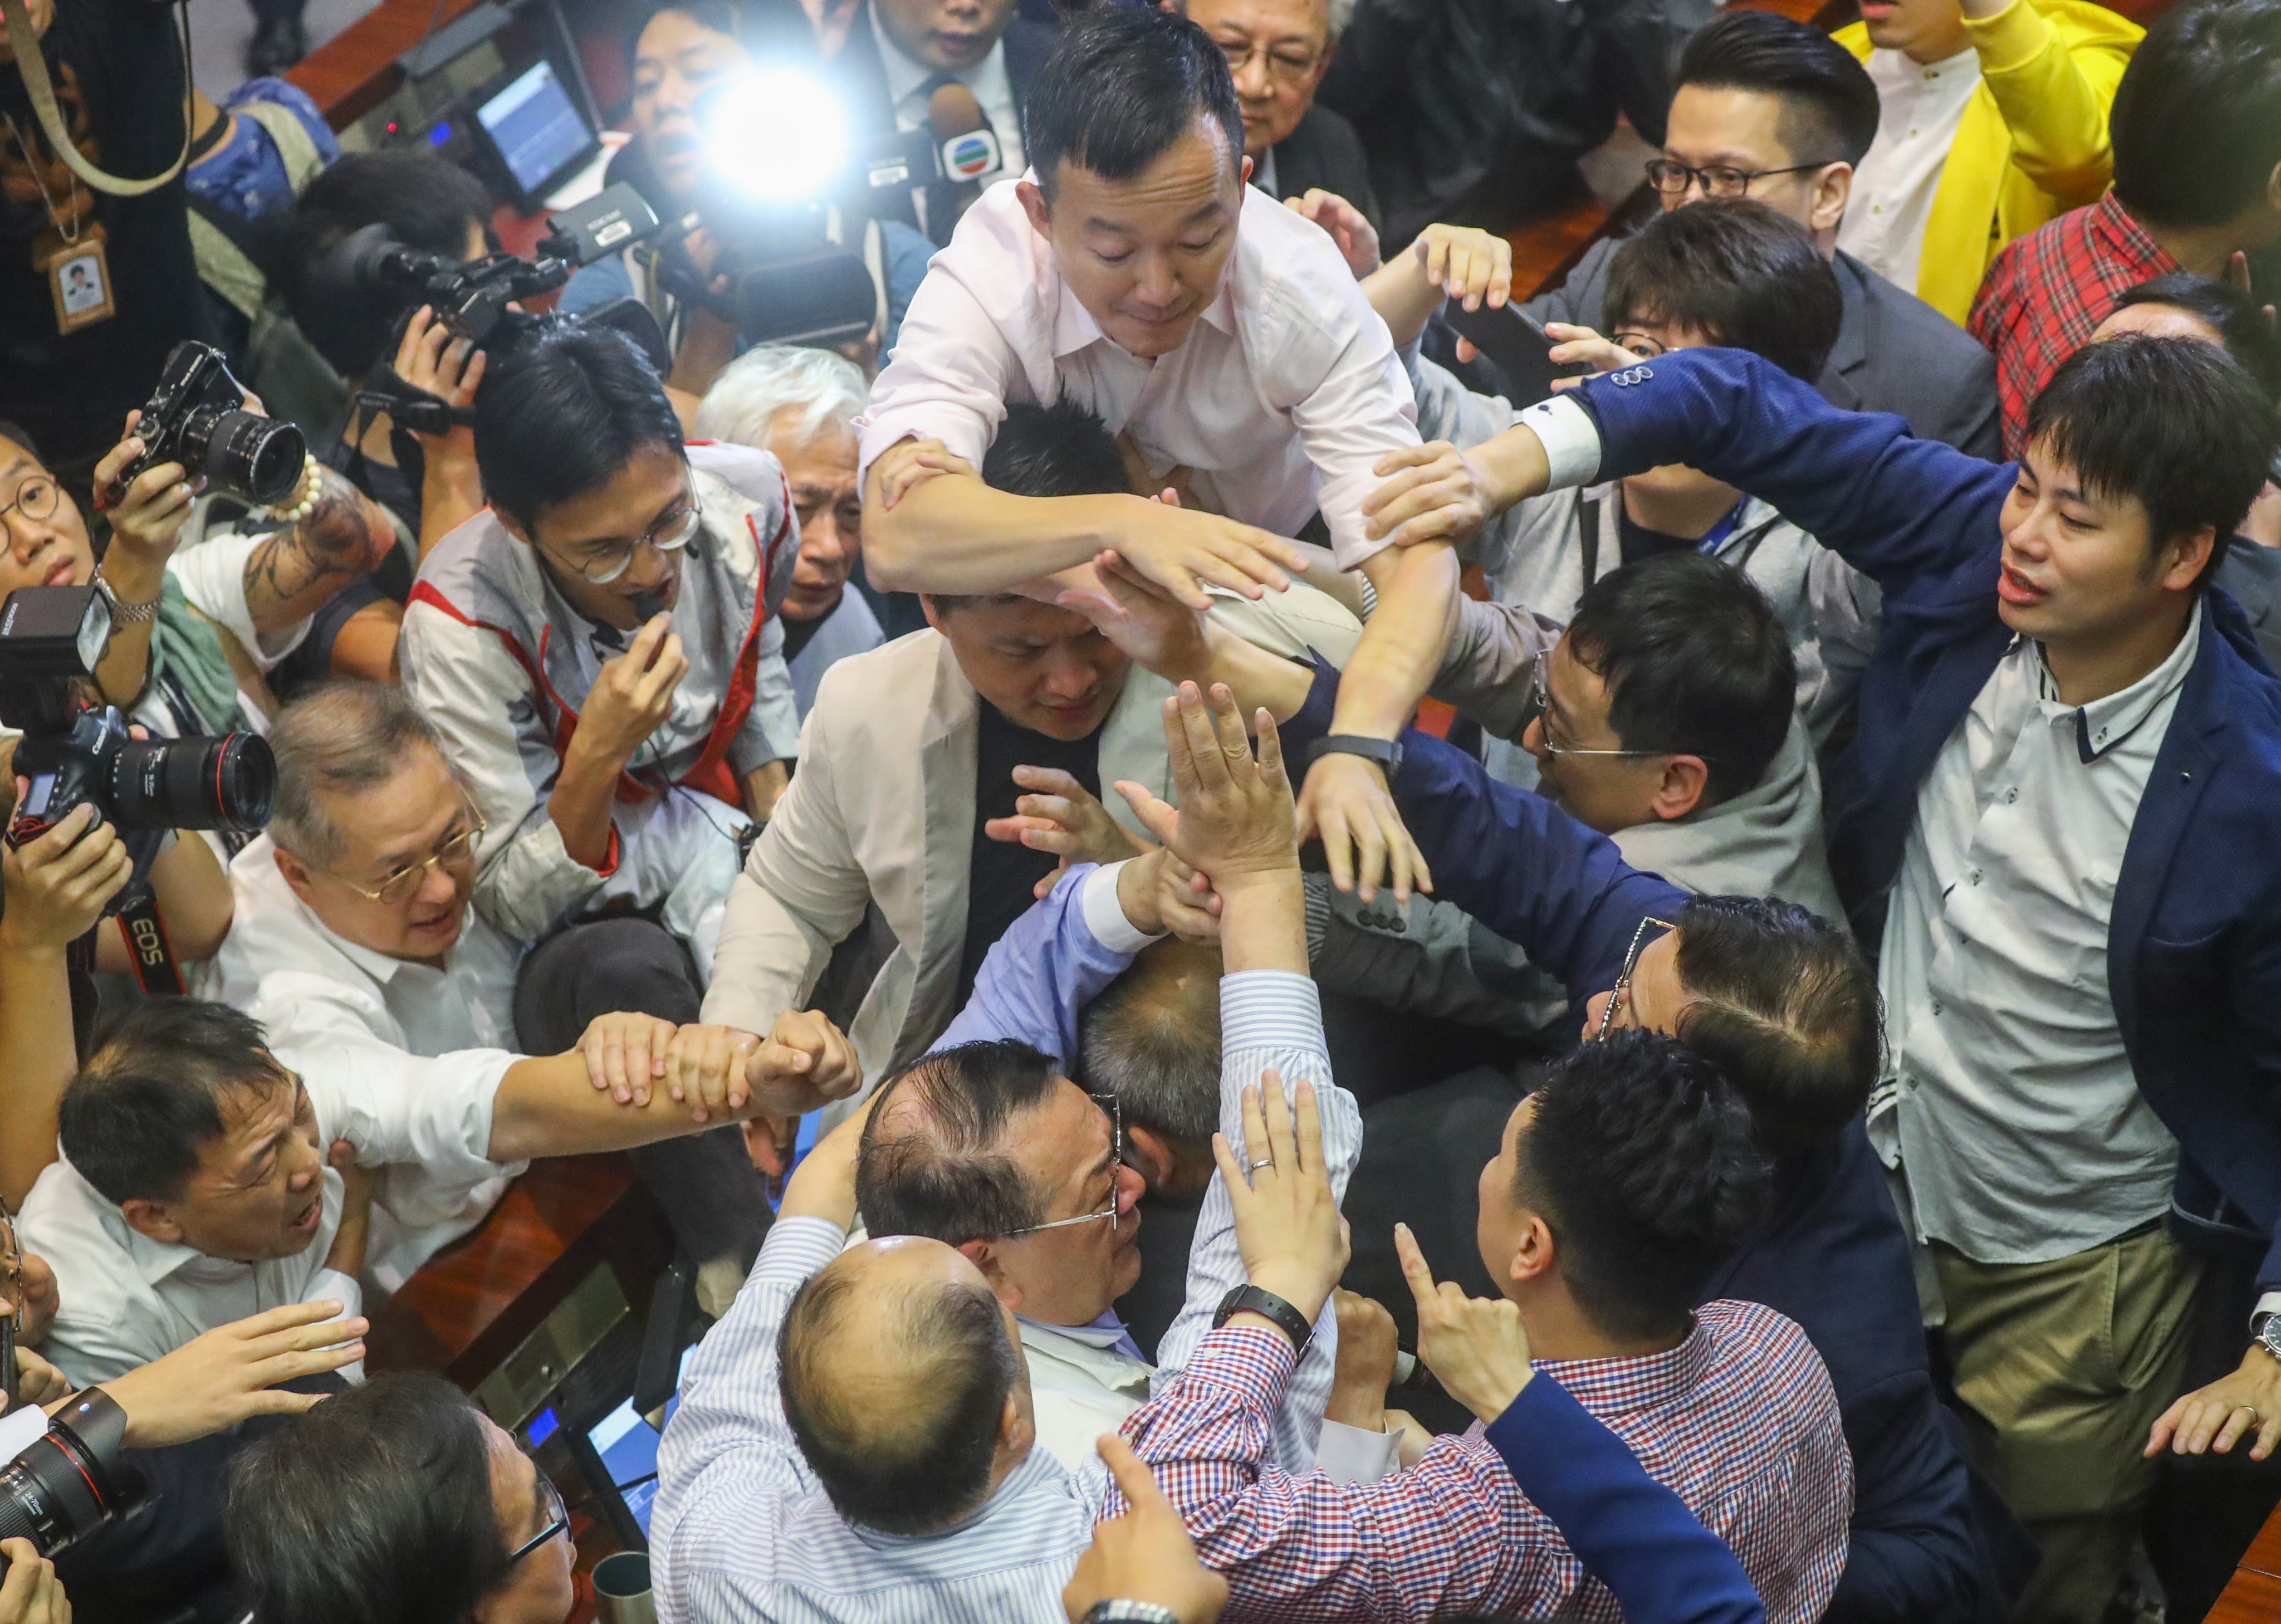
[1518,10,2001,460]
[701,403,1361,1132]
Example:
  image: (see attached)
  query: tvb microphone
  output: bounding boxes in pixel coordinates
[927,81,1003,223]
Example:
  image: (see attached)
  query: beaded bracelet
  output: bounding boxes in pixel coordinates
[260,453,323,525]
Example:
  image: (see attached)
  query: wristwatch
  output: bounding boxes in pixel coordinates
[92,571,158,627]
[2253,1312,2281,1366]
[1309,733,1403,776]
[1213,1284,1313,1354]
[1081,1603,1181,1624]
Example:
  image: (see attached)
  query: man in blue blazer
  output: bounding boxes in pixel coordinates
[1359,332,2281,1622]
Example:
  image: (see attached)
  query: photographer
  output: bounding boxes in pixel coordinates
[0,0,202,510]
[557,0,935,394]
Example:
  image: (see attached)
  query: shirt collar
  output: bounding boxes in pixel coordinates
[1531,1316,1717,1416]
[2088,190,2178,276]
[2031,596,2202,762]
[1017,1307,1146,1363]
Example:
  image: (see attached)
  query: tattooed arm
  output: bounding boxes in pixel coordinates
[241,466,399,638]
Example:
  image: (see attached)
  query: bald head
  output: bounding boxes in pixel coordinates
[778,1237,1030,1534]
[1078,940,1223,1151]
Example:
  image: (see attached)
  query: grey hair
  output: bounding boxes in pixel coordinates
[268,681,448,867]
[1325,0,1353,41]
[693,345,869,452]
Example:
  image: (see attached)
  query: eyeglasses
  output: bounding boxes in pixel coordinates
[505,1468,569,1565]
[541,501,702,586]
[1529,649,1672,759]
[1213,37,1324,87]
[1597,916,1677,1039]
[1003,1094,1124,1237]
[0,474,58,529]
[1609,331,1667,361]
[1643,158,1839,199]
[329,810,488,906]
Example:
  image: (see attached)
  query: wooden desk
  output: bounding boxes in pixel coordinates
[286,0,492,129]
[2209,1498,2281,1623]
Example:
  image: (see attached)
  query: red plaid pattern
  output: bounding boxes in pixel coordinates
[1129,1302,1852,1624]
[1969,192,2180,458]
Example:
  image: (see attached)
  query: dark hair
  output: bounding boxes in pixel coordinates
[2113,272,2281,404]
[0,419,36,460]
[1513,1030,1770,1342]
[2111,0,2281,231]
[621,0,815,69]
[1564,552,1797,806]
[276,151,496,377]
[1603,199,1843,384]
[2025,334,2280,583]
[779,1260,1021,1532]
[60,999,288,1206]
[473,321,685,530]
[930,401,1131,615]
[1024,8,1244,200]
[856,1041,1061,1243]
[1671,896,1881,1158]
[1076,942,1223,1148]
[227,1373,510,1624]
[1675,9,1881,168]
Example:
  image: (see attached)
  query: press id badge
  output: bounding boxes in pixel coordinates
[34,221,114,333]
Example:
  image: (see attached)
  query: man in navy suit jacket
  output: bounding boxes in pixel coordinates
[1362,333,2281,1622]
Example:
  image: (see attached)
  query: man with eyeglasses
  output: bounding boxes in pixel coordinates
[1515,9,2000,461]
[1176,0,1379,232]
[401,321,806,1294]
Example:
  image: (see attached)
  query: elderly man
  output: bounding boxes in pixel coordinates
[19,996,850,1387]
[1177,0,1379,228]
[200,682,833,1306]
[693,345,887,702]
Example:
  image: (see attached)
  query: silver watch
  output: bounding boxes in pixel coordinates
[2254,1312,2281,1364]
[92,572,159,627]
[1081,1604,1182,1624]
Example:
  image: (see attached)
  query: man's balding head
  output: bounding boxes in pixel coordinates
[1078,940,1224,1192]
[778,1238,1031,1533]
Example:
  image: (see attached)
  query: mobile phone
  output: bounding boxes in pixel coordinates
[1442,302,1578,405]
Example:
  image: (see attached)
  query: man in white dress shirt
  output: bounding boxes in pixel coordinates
[861,6,1492,907]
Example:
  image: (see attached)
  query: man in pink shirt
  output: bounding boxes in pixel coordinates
[860,5,1494,904]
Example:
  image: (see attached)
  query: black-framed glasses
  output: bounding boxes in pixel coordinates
[505,1468,569,1565]
[0,474,58,530]
[1598,916,1677,1039]
[540,500,702,586]
[328,809,489,906]
[1003,1093,1124,1237]
[1644,158,1841,199]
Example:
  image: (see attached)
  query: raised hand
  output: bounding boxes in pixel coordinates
[1114,681,1295,895]
[1395,1221,1534,1424]
[1409,224,1512,314]
[1057,548,1212,683]
[98,1299,370,1449]
[983,765,1151,899]
[1212,1073,1349,1329]
[1294,751,1430,905]
[1544,322,1648,390]
[92,408,194,559]
[1285,188,1381,279]
[1063,1434,1229,1624]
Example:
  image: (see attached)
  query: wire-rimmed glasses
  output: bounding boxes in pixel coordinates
[329,810,489,906]
[1530,649,1672,759]
[1597,916,1678,1039]
[541,502,702,586]
[1003,1093,1125,1237]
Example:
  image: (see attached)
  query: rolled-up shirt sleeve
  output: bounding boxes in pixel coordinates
[857,255,1022,488]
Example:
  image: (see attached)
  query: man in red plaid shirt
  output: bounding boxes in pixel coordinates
[1970,0,2281,455]
[1130,1029,1851,1623]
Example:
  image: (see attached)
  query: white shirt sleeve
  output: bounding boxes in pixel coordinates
[856,248,1024,487]
[1517,393,1604,491]
[1315,1417,1403,1483]
[282,984,514,1190]
[167,530,313,669]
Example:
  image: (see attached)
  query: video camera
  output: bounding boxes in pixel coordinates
[0,586,276,984]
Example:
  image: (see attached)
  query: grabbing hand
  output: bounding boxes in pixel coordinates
[391,305,487,461]
[0,1538,68,1624]
[573,614,687,769]
[983,766,1149,900]
[1408,224,1511,315]
[1396,1221,1533,1424]
[1062,1435,1228,1624]
[1114,681,1296,895]
[1212,1073,1348,1328]
[1152,849,1222,944]
[1285,189,1381,279]
[0,800,131,953]
[99,1298,369,1449]
[1295,751,1429,904]
[1360,441,1493,549]
[655,1022,764,1123]
[745,1008,862,1120]
[1057,549,1213,683]
[576,1010,679,1107]
[1325,1288,1399,1431]
[2146,1344,2281,1462]
[1111,498,1304,610]
[1544,323,1648,393]
[92,409,194,559]
[870,437,976,509]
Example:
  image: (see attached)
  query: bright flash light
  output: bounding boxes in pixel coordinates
[704,68,850,202]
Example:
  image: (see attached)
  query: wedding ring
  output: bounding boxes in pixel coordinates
[1249,1158,1273,1172]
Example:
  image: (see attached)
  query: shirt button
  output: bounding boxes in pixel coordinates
[1969,869,1982,885]
[2005,787,2019,803]
[1931,999,1944,1016]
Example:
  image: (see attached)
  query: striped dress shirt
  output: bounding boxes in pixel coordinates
[650,969,1352,1622]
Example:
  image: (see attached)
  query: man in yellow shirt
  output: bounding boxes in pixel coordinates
[1834,0,2140,325]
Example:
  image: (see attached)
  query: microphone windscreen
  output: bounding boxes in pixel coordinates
[928,81,988,139]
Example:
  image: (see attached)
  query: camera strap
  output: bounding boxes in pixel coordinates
[0,0,193,198]
[111,889,184,997]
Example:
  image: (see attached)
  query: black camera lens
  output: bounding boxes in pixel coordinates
[113,732,276,833]
[0,1393,143,1558]
[180,408,305,507]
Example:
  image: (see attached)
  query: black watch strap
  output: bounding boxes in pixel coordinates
[1214,1284,1313,1353]
[1310,733,1403,774]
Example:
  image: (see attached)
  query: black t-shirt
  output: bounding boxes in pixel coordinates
[1615,503,1704,568]
[958,700,1103,1007]
[0,0,203,474]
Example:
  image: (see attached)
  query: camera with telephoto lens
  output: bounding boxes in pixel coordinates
[0,1390,146,1558]
[117,341,306,510]
[0,586,275,867]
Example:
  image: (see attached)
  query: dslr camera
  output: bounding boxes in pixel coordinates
[0,585,275,881]
[0,1391,144,1558]
[116,341,307,510]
